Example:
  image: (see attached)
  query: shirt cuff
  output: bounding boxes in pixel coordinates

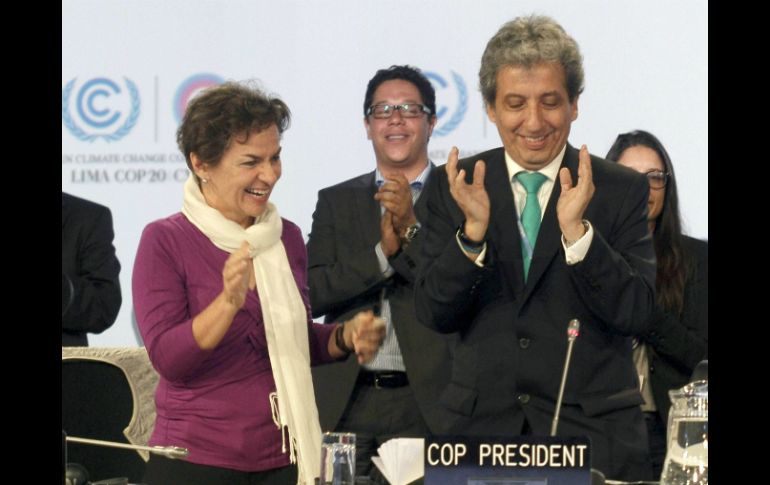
[455,231,487,267]
[374,242,396,277]
[562,220,593,265]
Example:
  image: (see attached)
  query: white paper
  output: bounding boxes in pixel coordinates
[371,437,425,485]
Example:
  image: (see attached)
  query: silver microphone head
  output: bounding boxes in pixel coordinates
[153,446,189,460]
[567,319,580,340]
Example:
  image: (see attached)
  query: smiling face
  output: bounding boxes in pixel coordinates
[192,124,282,228]
[365,79,436,178]
[616,144,667,225]
[486,62,578,170]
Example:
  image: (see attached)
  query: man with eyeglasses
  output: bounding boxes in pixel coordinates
[307,65,454,480]
[413,16,656,481]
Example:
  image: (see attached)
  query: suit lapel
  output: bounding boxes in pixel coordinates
[484,150,526,298]
[520,144,580,304]
[413,164,436,221]
[354,171,381,247]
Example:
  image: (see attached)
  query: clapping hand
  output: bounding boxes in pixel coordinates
[446,146,490,242]
[222,241,253,309]
[375,173,417,236]
[345,310,386,364]
[557,145,594,242]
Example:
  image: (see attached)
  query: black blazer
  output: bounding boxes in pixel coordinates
[414,145,656,481]
[306,169,454,434]
[647,236,708,423]
[62,193,122,346]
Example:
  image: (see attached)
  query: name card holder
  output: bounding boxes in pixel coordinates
[424,436,591,485]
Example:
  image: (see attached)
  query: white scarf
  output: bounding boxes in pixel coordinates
[182,175,321,484]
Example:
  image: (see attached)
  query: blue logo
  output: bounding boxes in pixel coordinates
[62,77,141,142]
[425,70,467,137]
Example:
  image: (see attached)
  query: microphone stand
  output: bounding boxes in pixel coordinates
[547,320,609,485]
[550,319,580,436]
[66,436,189,460]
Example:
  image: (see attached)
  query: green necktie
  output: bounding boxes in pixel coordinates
[515,171,547,280]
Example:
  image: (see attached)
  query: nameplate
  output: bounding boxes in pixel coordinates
[424,436,591,485]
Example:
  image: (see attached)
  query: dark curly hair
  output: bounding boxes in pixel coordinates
[177,81,290,181]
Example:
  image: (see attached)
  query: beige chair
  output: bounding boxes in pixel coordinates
[62,347,159,482]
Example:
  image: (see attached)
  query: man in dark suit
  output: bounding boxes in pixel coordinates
[62,192,122,346]
[414,16,656,481]
[307,65,453,479]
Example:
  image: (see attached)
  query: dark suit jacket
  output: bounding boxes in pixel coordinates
[62,193,122,346]
[414,145,656,481]
[646,236,708,423]
[307,169,453,435]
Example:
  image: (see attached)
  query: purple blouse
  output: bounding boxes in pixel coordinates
[132,212,337,472]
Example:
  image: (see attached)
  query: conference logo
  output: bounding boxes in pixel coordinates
[424,70,468,137]
[62,77,141,142]
[173,73,224,123]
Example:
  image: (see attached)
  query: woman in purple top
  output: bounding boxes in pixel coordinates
[133,81,385,485]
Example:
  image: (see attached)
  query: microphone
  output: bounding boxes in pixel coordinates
[65,436,189,460]
[690,359,708,383]
[546,320,608,485]
[550,318,580,436]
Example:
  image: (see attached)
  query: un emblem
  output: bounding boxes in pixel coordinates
[425,70,467,137]
[61,77,141,142]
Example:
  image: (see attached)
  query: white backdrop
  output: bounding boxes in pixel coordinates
[62,0,708,347]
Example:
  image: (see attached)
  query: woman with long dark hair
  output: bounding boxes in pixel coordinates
[606,130,708,479]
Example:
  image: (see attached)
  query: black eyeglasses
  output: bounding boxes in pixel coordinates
[366,103,432,119]
[646,170,670,190]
